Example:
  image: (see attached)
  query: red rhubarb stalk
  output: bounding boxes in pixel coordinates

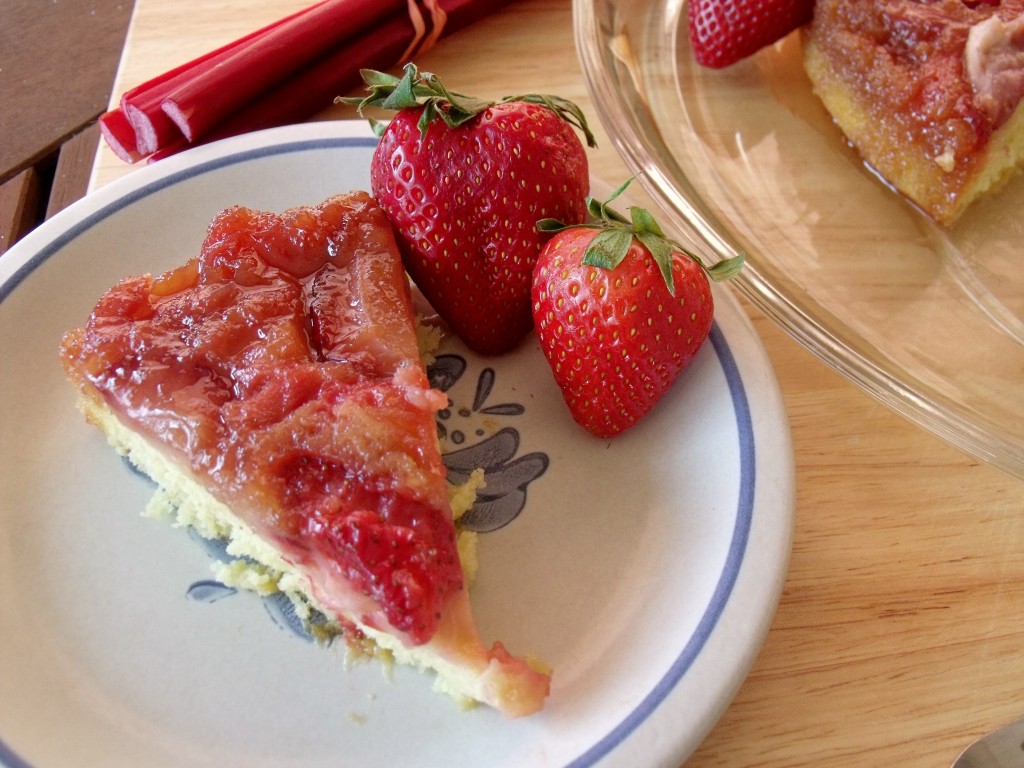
[149,0,513,161]
[103,0,510,163]
[149,16,415,161]
[160,0,408,143]
[98,109,144,164]
[118,1,329,154]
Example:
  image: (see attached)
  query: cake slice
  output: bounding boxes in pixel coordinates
[803,0,1024,224]
[60,191,550,717]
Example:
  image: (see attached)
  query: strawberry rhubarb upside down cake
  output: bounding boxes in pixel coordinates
[803,0,1024,224]
[688,0,1024,223]
[60,191,551,718]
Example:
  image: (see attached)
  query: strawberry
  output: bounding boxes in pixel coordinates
[346,64,594,355]
[531,180,743,438]
[688,0,815,68]
[313,505,462,644]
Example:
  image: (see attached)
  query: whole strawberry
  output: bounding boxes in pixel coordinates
[532,181,743,438]
[347,64,594,355]
[689,0,815,68]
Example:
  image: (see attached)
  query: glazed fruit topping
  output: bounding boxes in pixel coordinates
[61,192,460,645]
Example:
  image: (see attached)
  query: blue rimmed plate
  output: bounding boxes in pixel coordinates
[0,121,793,768]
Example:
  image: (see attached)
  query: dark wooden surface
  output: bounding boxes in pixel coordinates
[0,0,134,253]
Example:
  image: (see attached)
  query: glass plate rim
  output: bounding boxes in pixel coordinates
[572,0,1024,479]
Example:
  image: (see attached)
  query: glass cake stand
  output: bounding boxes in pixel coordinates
[574,0,1024,478]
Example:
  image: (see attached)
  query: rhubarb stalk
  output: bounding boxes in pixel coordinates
[98,109,144,164]
[161,0,408,142]
[119,2,326,154]
[101,0,512,164]
[149,14,417,161]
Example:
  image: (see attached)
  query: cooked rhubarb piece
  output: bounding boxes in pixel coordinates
[60,191,550,717]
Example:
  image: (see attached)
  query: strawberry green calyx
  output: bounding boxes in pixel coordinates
[537,178,744,294]
[343,63,597,148]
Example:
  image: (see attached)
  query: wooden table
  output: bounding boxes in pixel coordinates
[0,0,133,253]
[28,1,1024,765]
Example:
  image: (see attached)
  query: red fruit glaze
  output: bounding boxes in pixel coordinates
[61,192,460,645]
[532,228,714,437]
[371,101,589,355]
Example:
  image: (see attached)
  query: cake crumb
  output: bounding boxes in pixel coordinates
[934,148,956,172]
[415,315,444,366]
[143,487,175,520]
[212,559,280,596]
[449,467,485,520]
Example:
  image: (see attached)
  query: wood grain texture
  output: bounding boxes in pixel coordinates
[0,167,42,255]
[0,0,133,185]
[47,124,103,219]
[88,2,1024,766]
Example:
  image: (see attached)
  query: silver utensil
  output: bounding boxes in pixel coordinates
[953,717,1024,768]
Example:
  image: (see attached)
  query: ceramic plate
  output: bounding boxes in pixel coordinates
[0,121,793,768]
[575,0,1024,478]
